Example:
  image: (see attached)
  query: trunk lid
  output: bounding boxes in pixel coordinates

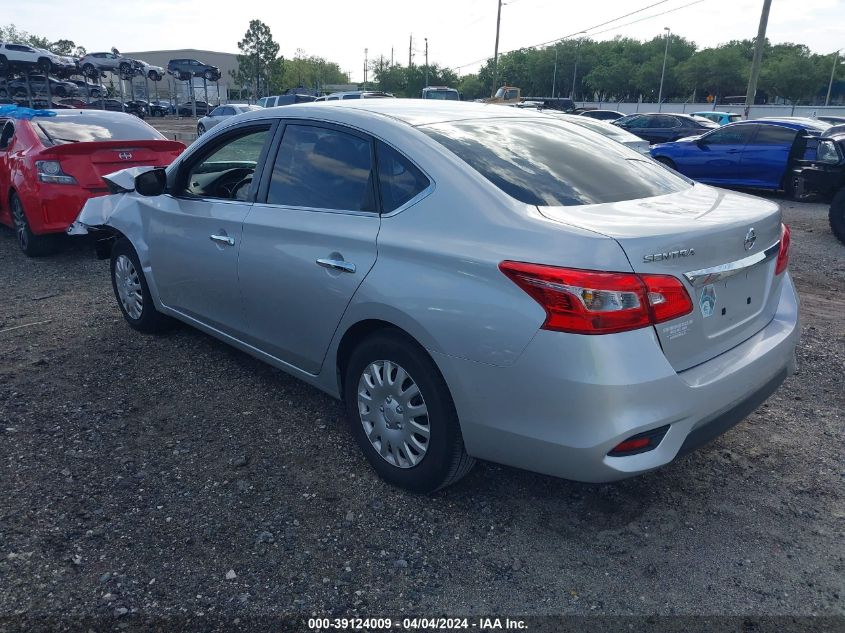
[540,185,785,372]
[41,140,183,190]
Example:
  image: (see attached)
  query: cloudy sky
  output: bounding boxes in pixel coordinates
[4,0,843,79]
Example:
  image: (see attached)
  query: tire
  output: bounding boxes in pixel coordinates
[149,71,161,82]
[178,72,190,82]
[0,88,6,98]
[82,63,97,78]
[343,329,475,492]
[197,123,205,136]
[37,57,51,73]
[203,70,217,82]
[10,193,56,257]
[110,239,172,333]
[654,156,676,169]
[0,55,7,71]
[829,188,845,245]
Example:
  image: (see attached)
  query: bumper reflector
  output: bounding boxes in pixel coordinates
[608,425,670,457]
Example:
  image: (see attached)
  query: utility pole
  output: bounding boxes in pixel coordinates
[745,0,772,112]
[425,38,429,87]
[826,50,840,107]
[364,48,368,89]
[491,0,502,97]
[657,27,670,112]
[391,47,394,66]
[409,34,413,68]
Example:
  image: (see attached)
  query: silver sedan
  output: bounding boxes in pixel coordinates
[73,101,800,492]
[196,104,262,136]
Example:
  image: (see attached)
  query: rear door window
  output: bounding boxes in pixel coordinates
[376,141,430,212]
[748,125,797,146]
[266,124,376,212]
[420,119,690,207]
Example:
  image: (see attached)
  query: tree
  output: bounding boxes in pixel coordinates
[0,24,49,49]
[233,19,281,99]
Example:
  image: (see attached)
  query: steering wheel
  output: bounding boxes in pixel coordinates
[212,168,253,199]
[231,177,253,201]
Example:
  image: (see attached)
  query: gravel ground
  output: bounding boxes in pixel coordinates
[0,196,843,630]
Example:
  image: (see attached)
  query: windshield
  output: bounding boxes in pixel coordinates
[34,113,164,146]
[420,118,691,207]
[425,90,459,100]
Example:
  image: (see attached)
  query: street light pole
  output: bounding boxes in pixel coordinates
[491,0,503,97]
[657,27,670,112]
[364,48,368,89]
[425,38,429,87]
[570,33,586,101]
[826,50,840,107]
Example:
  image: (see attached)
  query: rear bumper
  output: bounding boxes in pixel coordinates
[433,272,800,483]
[23,186,108,235]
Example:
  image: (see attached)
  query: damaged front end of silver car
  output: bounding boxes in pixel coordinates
[67,166,165,258]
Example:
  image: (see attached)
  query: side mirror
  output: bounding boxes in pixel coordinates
[135,168,167,196]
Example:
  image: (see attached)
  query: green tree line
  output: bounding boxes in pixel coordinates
[446,36,842,104]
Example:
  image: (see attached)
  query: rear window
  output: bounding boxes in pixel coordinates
[420,119,691,207]
[34,113,164,146]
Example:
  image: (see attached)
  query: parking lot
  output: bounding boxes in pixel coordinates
[0,196,842,626]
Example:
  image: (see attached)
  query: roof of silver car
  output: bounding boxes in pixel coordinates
[239,99,546,128]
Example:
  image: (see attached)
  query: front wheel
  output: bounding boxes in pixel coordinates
[11,193,56,257]
[829,188,845,245]
[197,123,205,135]
[110,239,172,333]
[343,330,474,492]
[37,57,52,73]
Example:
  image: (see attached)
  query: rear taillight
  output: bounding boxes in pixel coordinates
[775,223,790,275]
[499,261,693,335]
[35,160,77,185]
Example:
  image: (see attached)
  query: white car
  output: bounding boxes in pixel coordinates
[134,59,164,82]
[0,42,61,73]
[549,112,652,155]
[78,51,137,78]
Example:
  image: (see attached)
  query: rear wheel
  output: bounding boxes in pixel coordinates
[82,63,97,78]
[829,188,845,245]
[343,330,474,492]
[197,123,205,135]
[110,239,172,333]
[10,193,56,257]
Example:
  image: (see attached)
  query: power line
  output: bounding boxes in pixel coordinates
[451,0,708,72]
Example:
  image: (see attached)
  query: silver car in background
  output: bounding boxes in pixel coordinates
[549,112,652,155]
[196,104,262,135]
[73,101,799,492]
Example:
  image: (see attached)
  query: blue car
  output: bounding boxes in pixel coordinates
[650,118,831,193]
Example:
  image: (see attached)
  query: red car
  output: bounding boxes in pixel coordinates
[0,109,184,256]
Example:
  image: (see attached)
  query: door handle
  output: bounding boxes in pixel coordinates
[209,234,235,246]
[316,258,356,273]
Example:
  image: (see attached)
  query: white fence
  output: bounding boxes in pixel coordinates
[577,101,845,119]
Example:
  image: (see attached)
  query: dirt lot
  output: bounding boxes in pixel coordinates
[0,196,843,630]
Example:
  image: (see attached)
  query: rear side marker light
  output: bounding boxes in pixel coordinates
[608,425,670,457]
[499,262,693,335]
[775,223,790,275]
